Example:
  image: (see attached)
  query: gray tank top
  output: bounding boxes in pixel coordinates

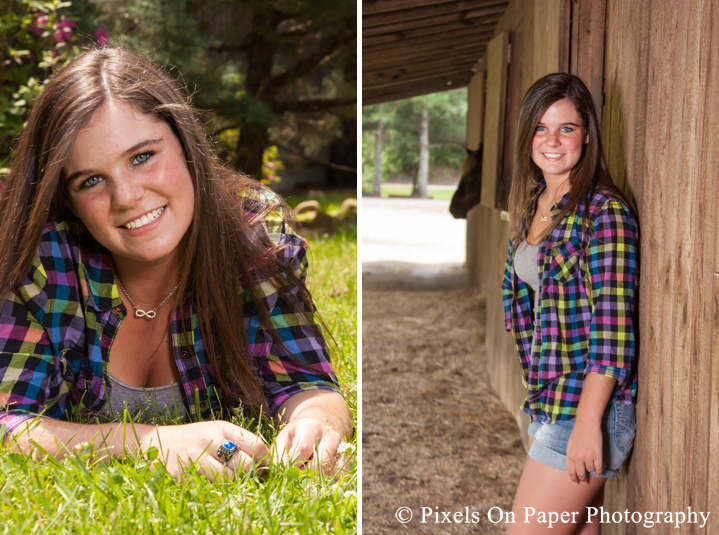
[514,240,541,341]
[98,373,187,422]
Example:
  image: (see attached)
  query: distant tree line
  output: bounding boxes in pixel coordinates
[362,89,467,196]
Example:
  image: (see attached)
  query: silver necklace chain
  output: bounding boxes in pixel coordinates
[115,276,179,319]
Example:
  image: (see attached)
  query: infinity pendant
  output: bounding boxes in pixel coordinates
[540,216,548,222]
[135,309,157,319]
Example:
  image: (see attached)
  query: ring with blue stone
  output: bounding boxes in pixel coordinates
[217,440,239,464]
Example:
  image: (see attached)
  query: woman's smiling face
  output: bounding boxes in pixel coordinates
[63,100,195,267]
[531,98,587,183]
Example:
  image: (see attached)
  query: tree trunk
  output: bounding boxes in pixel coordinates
[373,120,384,197]
[417,105,429,198]
[232,124,268,178]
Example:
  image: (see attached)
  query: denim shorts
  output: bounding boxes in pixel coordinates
[527,402,636,478]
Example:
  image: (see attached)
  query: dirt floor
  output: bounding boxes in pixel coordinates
[362,273,527,534]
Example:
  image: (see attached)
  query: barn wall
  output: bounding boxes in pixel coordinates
[468,1,719,532]
[603,1,719,533]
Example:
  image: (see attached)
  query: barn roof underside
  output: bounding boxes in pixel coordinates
[363,0,510,105]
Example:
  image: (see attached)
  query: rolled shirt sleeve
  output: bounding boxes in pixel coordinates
[584,200,638,388]
[250,193,340,415]
[0,280,56,438]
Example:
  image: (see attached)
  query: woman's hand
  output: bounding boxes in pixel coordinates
[567,372,617,484]
[273,390,353,475]
[274,417,346,475]
[566,419,603,484]
[144,421,270,481]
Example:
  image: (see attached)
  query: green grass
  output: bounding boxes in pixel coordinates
[375,183,456,200]
[0,229,357,534]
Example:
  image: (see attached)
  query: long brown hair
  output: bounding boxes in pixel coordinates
[0,47,319,410]
[507,73,637,247]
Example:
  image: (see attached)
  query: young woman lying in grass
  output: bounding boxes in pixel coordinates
[0,47,352,480]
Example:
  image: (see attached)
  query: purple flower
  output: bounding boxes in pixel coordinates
[94,27,110,47]
[29,12,48,36]
[54,19,76,43]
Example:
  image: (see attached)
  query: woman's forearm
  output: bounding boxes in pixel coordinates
[5,416,156,459]
[575,373,617,425]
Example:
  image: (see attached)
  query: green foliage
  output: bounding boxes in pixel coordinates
[70,0,356,176]
[361,88,467,192]
[0,0,82,168]
[0,228,357,533]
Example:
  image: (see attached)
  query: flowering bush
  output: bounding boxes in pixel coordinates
[0,1,84,170]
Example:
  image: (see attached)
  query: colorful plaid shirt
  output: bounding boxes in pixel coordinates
[502,181,639,423]
[0,188,339,438]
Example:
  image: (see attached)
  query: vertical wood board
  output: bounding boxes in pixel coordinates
[532,0,561,80]
[467,68,486,152]
[481,32,509,208]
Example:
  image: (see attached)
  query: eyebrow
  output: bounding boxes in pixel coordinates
[537,122,582,127]
[64,138,164,185]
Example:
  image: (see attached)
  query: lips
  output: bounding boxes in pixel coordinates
[121,206,165,229]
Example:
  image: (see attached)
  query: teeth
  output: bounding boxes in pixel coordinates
[124,207,164,229]
[544,153,563,158]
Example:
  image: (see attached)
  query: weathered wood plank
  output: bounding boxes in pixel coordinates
[363,0,508,27]
[364,77,472,105]
[532,0,561,80]
[364,57,481,81]
[364,26,496,55]
[466,65,486,151]
[364,48,484,72]
[363,8,505,36]
[363,16,501,45]
[364,44,487,67]
[364,62,479,90]
[481,32,509,208]
[689,5,719,533]
[363,0,458,16]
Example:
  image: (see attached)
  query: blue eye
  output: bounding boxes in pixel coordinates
[133,152,154,165]
[561,126,574,133]
[80,176,103,189]
[535,126,546,131]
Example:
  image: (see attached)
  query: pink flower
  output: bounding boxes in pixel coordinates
[54,19,76,43]
[29,12,48,36]
[94,27,110,47]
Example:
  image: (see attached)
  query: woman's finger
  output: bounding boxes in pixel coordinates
[567,460,578,484]
[315,432,342,475]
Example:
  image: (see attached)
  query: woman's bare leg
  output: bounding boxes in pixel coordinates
[505,457,606,535]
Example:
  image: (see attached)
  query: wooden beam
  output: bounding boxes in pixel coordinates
[363,49,484,74]
[363,0,508,27]
[364,30,494,58]
[364,62,478,90]
[466,66,485,151]
[364,6,505,36]
[362,19,497,46]
[363,15,501,44]
[364,77,472,105]
[481,32,508,209]
[364,44,488,68]
[363,0,457,16]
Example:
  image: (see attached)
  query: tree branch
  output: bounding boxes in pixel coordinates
[272,97,356,113]
[264,22,356,93]
[275,143,356,173]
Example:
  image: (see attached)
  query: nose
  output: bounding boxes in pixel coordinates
[110,173,145,209]
[546,131,560,147]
